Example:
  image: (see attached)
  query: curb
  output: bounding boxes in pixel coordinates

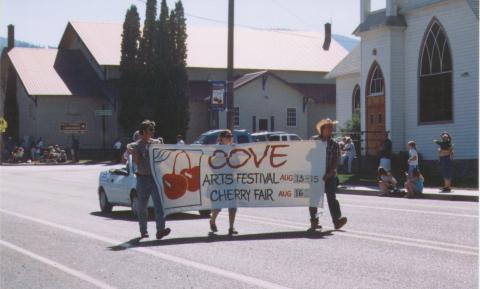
[338,187,479,202]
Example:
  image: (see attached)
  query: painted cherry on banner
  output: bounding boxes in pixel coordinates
[178,151,201,192]
[162,152,189,200]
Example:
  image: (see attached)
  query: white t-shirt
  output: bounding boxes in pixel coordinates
[345,143,356,158]
[176,140,185,145]
[409,149,418,166]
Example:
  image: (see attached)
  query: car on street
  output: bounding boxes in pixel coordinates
[98,155,211,217]
[192,129,252,144]
[98,155,147,216]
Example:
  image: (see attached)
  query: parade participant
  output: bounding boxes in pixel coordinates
[127,120,171,239]
[377,167,397,196]
[309,119,348,231]
[378,132,392,171]
[407,141,418,176]
[209,129,238,235]
[434,132,454,192]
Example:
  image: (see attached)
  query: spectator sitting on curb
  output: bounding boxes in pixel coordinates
[404,168,424,198]
[377,167,398,196]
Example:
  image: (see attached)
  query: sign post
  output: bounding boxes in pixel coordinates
[60,122,87,133]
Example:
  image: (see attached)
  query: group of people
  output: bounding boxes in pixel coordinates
[2,134,81,164]
[377,131,454,198]
[339,136,356,174]
[126,118,348,240]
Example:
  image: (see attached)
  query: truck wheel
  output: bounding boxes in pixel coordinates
[99,188,112,213]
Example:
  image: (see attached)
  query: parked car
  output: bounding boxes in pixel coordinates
[251,131,286,142]
[268,133,302,141]
[192,129,253,144]
[97,155,210,217]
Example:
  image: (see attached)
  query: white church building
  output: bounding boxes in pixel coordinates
[327,0,478,175]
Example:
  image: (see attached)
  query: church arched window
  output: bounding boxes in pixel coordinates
[352,84,360,119]
[419,19,453,123]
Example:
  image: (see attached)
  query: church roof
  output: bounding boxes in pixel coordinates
[62,22,349,72]
[324,44,360,79]
[353,10,407,35]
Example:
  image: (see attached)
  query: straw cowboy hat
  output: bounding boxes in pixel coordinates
[316,118,338,133]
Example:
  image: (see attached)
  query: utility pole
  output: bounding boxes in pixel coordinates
[226,0,235,130]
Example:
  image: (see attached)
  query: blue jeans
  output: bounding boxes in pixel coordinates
[408,165,418,176]
[136,175,165,234]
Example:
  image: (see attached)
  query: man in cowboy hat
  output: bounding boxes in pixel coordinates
[309,118,348,231]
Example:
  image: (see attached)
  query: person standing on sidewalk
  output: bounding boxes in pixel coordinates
[71,135,80,163]
[309,118,348,231]
[127,120,171,240]
[378,132,392,172]
[407,141,419,177]
[434,132,454,192]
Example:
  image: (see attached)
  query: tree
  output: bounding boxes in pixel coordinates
[118,5,142,134]
[4,60,19,143]
[151,0,172,140]
[138,0,158,119]
[167,0,190,142]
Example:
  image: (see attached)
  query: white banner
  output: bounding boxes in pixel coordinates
[150,141,326,216]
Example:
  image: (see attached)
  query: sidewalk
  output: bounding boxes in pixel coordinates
[338,185,479,202]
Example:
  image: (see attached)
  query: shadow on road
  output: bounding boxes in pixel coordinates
[108,230,334,251]
[91,210,208,222]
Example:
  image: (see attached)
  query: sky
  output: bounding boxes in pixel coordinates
[1,0,386,47]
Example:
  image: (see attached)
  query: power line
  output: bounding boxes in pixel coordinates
[134,0,323,40]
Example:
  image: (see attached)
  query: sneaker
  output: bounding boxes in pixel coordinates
[228,228,238,235]
[141,232,149,238]
[441,187,451,193]
[156,228,171,240]
[310,218,322,230]
[333,217,347,230]
[210,221,218,233]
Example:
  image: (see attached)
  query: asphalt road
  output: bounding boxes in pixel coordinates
[0,164,478,289]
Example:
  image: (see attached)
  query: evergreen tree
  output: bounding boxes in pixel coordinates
[118,5,142,134]
[138,0,158,119]
[152,0,172,140]
[169,1,190,142]
[4,61,19,143]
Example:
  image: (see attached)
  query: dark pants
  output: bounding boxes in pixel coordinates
[309,177,341,222]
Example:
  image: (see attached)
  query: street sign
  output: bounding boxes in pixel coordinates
[95,109,112,116]
[0,117,7,133]
[60,122,87,133]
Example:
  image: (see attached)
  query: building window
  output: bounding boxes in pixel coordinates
[352,84,360,119]
[287,108,296,127]
[419,19,453,123]
[234,107,240,127]
[368,65,384,96]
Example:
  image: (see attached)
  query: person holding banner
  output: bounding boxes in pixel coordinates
[309,119,348,231]
[209,129,239,235]
[127,120,171,240]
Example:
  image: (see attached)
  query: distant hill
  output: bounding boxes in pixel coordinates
[332,34,359,52]
[0,37,41,53]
